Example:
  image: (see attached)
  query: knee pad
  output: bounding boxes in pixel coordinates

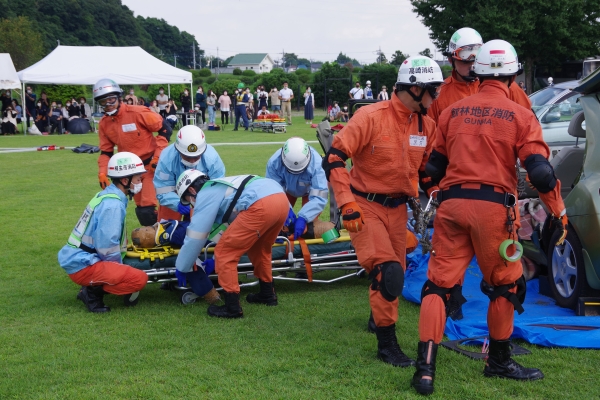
[421,279,452,306]
[480,275,526,314]
[135,206,157,227]
[370,261,404,302]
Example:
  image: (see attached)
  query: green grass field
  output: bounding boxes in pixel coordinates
[1,114,599,399]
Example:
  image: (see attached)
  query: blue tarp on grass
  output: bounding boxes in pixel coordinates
[403,242,600,349]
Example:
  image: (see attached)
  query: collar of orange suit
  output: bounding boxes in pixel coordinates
[478,79,511,98]
[450,69,480,88]
[390,89,422,120]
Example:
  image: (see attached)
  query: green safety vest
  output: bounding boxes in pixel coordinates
[67,192,127,258]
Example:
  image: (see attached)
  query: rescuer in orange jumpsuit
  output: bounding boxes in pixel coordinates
[323,56,444,367]
[94,79,173,226]
[429,28,530,126]
[411,40,568,396]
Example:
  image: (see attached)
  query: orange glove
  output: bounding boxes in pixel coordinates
[98,172,110,189]
[341,201,364,232]
[150,156,160,170]
[555,213,568,246]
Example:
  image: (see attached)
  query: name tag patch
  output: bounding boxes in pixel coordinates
[122,123,137,132]
[409,135,427,147]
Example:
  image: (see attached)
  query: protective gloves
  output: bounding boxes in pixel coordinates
[98,172,110,189]
[555,212,568,246]
[285,208,297,228]
[294,217,307,240]
[150,155,160,170]
[202,258,215,275]
[175,269,187,287]
[341,201,364,232]
[177,202,191,216]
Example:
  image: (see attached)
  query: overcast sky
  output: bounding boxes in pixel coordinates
[120,0,439,65]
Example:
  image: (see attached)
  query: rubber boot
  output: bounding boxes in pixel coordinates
[202,287,221,305]
[77,286,111,313]
[246,280,278,306]
[375,324,415,367]
[412,340,438,395]
[207,292,243,318]
[367,312,377,334]
[484,339,544,380]
[123,291,140,307]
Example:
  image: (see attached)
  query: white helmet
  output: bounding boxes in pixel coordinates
[397,56,444,87]
[176,169,209,205]
[107,152,146,179]
[281,137,311,174]
[447,27,483,62]
[175,125,207,157]
[366,80,371,85]
[473,39,522,77]
[93,78,122,101]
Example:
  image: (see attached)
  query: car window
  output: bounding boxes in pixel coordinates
[530,87,564,107]
[542,92,583,124]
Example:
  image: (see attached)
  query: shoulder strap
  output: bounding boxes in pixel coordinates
[221,175,256,224]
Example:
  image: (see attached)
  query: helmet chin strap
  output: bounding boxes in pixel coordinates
[452,60,477,82]
[405,86,429,115]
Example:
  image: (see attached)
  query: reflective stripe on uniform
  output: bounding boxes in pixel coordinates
[186,228,209,240]
[156,185,175,195]
[96,244,122,256]
[309,188,328,199]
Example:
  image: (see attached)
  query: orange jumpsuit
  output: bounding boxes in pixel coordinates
[429,71,531,124]
[98,104,167,208]
[419,80,564,343]
[327,94,435,327]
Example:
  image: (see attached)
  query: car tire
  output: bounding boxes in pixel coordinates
[546,228,593,309]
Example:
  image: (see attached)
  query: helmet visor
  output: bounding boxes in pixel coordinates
[98,95,119,107]
[453,44,482,62]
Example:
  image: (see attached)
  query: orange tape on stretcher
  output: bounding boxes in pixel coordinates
[298,238,313,282]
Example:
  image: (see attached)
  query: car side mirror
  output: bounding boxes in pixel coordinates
[543,110,561,123]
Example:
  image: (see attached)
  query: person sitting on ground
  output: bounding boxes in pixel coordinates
[35,100,48,133]
[329,101,341,122]
[257,105,270,117]
[339,105,349,122]
[11,99,22,125]
[57,152,149,313]
[79,97,91,119]
[48,101,63,134]
[67,99,80,119]
[1,104,18,135]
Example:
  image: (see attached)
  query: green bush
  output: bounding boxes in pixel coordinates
[240,76,255,85]
[242,69,257,77]
[198,68,212,77]
[210,80,240,96]
[353,67,362,73]
[233,68,242,75]
[441,65,452,79]
[38,85,88,104]
[206,76,216,84]
[193,77,204,85]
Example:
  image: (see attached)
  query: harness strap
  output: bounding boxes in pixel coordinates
[221,175,255,224]
[298,238,313,282]
[488,283,525,314]
[438,184,516,207]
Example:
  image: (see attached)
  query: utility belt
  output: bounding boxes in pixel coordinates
[237,102,247,106]
[142,156,152,166]
[437,184,516,208]
[351,185,408,208]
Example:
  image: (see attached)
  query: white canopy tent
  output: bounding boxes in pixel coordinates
[0,53,21,89]
[17,45,193,134]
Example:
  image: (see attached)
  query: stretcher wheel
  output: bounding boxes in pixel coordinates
[180,290,198,305]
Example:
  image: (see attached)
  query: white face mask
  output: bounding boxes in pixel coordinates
[105,108,118,116]
[129,182,143,195]
[159,90,164,94]
[66,103,71,107]
[190,197,196,207]
[181,158,200,168]
[27,90,32,94]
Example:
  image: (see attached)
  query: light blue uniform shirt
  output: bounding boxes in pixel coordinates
[153,143,225,212]
[266,147,328,222]
[57,185,127,275]
[175,177,284,272]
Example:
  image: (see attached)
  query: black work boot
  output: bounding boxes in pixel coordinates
[123,291,140,307]
[375,324,415,367]
[207,292,243,318]
[77,286,111,313]
[484,339,544,380]
[367,312,377,333]
[246,280,278,306]
[412,340,438,395]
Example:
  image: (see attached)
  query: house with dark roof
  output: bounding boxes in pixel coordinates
[227,53,274,73]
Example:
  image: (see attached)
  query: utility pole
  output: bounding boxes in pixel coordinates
[217,47,219,76]
[174,54,178,68]
[192,43,196,69]
[282,49,285,71]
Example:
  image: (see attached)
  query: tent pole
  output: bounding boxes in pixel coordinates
[22,81,26,135]
[168,84,170,98]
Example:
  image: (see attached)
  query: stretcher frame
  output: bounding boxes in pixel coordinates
[124,235,363,303]
[249,120,287,133]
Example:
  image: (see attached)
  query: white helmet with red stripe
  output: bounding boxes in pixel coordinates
[474,39,522,77]
[447,27,483,62]
[175,125,207,157]
[107,152,146,178]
